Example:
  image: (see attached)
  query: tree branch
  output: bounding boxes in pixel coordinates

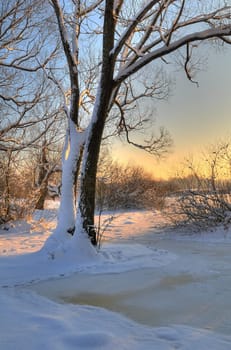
[115,25,231,84]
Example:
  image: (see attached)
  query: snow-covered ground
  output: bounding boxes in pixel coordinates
[1,203,231,349]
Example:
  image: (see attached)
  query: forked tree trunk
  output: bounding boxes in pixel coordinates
[76,0,115,245]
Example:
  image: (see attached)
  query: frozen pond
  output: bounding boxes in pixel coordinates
[2,209,231,349]
[31,237,231,336]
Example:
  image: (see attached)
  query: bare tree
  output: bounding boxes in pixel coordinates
[0,0,62,151]
[43,0,231,254]
[0,148,35,221]
[0,0,66,219]
[1,1,230,253]
[33,121,63,210]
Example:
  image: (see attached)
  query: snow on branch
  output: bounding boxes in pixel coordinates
[114,25,231,84]
[170,6,231,36]
[50,0,77,70]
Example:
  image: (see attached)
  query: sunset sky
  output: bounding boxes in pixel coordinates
[112,46,231,180]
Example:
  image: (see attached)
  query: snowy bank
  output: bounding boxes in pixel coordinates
[1,209,231,349]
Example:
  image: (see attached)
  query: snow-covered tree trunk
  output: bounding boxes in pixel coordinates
[76,91,113,245]
[43,120,85,254]
[56,121,85,234]
[75,0,115,245]
[43,0,82,249]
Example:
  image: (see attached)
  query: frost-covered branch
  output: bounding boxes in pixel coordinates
[114,25,231,84]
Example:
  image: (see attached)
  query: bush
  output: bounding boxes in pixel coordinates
[96,153,173,211]
[167,142,231,230]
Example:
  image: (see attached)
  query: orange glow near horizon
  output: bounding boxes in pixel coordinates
[111,142,179,180]
[112,140,231,181]
[111,48,231,181]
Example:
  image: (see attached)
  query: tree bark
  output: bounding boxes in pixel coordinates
[77,0,115,245]
[35,182,48,210]
[35,143,49,210]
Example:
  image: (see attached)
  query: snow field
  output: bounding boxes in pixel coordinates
[1,207,231,349]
